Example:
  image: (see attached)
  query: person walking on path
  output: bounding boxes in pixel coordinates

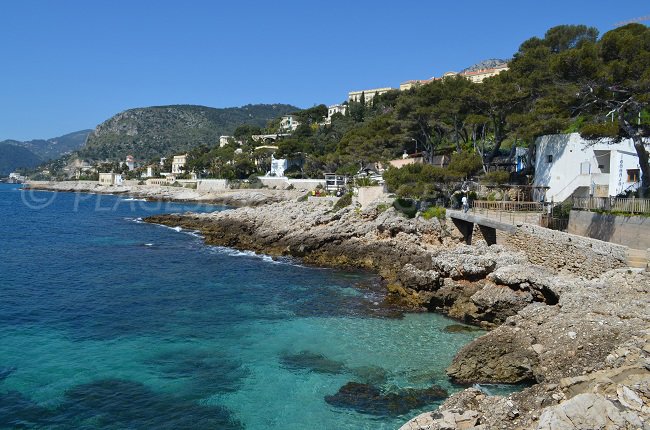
[462,195,469,213]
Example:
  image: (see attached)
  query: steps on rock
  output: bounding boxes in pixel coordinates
[626,248,649,269]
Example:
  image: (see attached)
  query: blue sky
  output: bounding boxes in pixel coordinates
[1,0,648,141]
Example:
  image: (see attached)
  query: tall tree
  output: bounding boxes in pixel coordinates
[570,24,650,196]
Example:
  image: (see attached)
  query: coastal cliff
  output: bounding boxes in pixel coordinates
[145,201,649,429]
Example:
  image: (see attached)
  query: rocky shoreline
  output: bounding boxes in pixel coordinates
[24,180,302,207]
[144,200,649,429]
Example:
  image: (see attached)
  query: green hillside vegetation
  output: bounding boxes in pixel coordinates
[80,104,297,161]
[0,143,43,176]
[34,24,650,197]
[189,23,648,196]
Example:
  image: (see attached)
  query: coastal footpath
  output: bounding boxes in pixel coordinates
[145,200,649,429]
[25,180,302,207]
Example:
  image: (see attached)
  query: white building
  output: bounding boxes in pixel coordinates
[324,104,347,124]
[348,87,394,104]
[533,133,645,202]
[269,154,303,177]
[219,136,232,147]
[279,115,300,132]
[125,155,136,171]
[98,172,123,186]
[171,154,188,175]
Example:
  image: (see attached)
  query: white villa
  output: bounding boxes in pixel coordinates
[125,155,136,171]
[219,136,232,147]
[269,154,303,177]
[323,104,347,124]
[98,172,123,186]
[348,87,394,104]
[533,133,644,202]
[171,154,188,175]
[279,115,300,132]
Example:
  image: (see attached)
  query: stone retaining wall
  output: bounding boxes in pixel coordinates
[497,224,628,278]
[258,177,325,190]
[197,179,229,192]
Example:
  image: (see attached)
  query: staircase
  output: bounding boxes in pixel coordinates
[626,248,649,269]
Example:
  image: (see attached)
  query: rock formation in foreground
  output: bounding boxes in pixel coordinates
[145,201,648,429]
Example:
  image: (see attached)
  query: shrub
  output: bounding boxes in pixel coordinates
[355,176,378,187]
[297,193,309,202]
[333,192,353,211]
[376,203,390,213]
[393,198,417,218]
[482,171,510,185]
[422,206,446,220]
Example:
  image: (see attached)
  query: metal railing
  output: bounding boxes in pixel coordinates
[572,197,650,214]
[471,200,544,212]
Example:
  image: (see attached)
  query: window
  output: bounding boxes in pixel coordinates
[546,155,553,163]
[627,169,640,183]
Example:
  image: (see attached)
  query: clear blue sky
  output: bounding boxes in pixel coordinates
[1,0,648,141]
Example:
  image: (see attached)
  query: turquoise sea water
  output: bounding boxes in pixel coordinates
[0,183,484,429]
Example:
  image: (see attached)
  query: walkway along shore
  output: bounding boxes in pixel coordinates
[145,200,649,430]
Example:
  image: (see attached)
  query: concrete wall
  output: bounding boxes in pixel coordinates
[568,210,650,250]
[197,179,229,192]
[355,186,389,208]
[496,223,628,278]
[258,177,325,190]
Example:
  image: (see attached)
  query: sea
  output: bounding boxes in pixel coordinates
[0,183,487,429]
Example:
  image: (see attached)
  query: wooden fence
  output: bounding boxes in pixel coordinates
[572,197,650,214]
[471,200,544,212]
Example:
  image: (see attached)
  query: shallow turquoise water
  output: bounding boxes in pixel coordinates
[0,184,484,429]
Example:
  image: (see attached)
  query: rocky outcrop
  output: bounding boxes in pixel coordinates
[142,200,649,429]
[146,201,534,316]
[402,269,650,430]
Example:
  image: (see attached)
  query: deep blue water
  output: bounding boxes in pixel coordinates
[0,184,485,429]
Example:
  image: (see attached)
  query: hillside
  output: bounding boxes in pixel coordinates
[0,129,91,161]
[0,143,43,176]
[80,104,298,161]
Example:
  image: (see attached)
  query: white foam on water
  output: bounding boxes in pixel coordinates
[207,245,303,267]
[121,197,147,202]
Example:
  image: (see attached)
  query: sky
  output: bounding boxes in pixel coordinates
[1,0,648,141]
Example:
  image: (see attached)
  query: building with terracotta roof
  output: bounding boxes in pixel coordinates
[461,64,509,83]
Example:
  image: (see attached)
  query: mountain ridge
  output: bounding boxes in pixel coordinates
[80,103,298,161]
[0,129,92,161]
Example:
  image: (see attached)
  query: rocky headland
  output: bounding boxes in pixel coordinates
[25,181,302,207]
[144,200,649,429]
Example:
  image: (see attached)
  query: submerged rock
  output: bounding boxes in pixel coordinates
[443,324,482,334]
[279,351,346,374]
[325,381,448,416]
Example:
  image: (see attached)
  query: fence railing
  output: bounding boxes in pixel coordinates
[471,200,544,212]
[572,197,650,214]
[540,215,569,231]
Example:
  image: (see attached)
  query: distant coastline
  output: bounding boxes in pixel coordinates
[24,180,302,207]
